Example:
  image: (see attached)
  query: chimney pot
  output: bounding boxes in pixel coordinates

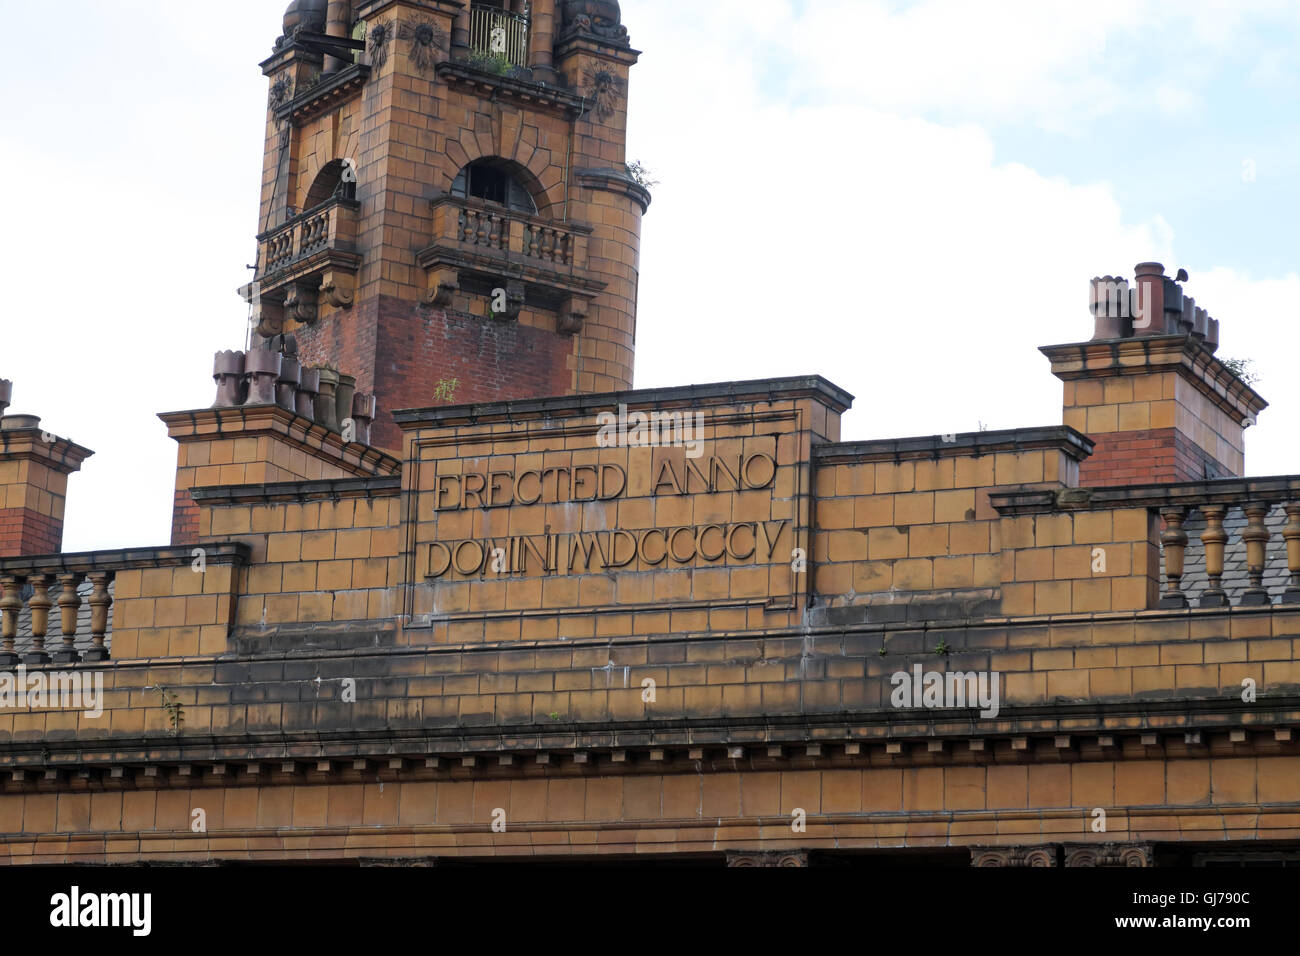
[276,356,302,410]
[315,368,341,430]
[213,351,247,407]
[1133,262,1167,336]
[296,368,321,419]
[0,379,11,416]
[243,349,283,406]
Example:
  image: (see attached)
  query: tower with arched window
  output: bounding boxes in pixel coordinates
[245,0,648,450]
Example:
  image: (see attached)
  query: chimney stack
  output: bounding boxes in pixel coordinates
[0,382,93,557]
[1047,263,1264,486]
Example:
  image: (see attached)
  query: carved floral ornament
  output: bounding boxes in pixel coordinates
[582,66,625,122]
[399,16,446,75]
[367,20,394,70]
[268,73,294,109]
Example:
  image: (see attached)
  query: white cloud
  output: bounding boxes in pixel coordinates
[626,0,1299,473]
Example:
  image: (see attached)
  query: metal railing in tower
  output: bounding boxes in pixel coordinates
[469,4,530,67]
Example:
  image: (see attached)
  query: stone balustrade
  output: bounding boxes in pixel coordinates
[256,196,360,280]
[0,568,112,665]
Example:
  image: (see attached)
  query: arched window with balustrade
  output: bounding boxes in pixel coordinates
[451,158,538,214]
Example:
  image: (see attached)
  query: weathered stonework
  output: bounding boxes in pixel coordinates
[0,6,1296,870]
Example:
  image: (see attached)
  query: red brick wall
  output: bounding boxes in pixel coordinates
[0,507,62,557]
[170,489,200,548]
[1080,428,1232,487]
[296,295,576,452]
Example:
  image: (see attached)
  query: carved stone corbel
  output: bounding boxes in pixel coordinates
[319,269,356,309]
[724,850,809,868]
[490,280,526,321]
[558,295,588,334]
[1063,843,1153,867]
[284,280,319,326]
[424,267,460,308]
[253,297,286,339]
[970,844,1058,867]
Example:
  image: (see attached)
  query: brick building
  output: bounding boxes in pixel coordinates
[0,0,1296,868]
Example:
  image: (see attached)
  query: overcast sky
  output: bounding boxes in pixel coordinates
[3,0,1299,552]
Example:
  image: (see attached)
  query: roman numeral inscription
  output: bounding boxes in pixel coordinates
[420,452,791,580]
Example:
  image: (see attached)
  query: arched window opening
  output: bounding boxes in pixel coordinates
[451,159,537,214]
[305,159,357,210]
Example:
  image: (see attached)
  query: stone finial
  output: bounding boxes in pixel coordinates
[243,349,283,406]
[296,367,320,419]
[0,379,11,417]
[213,351,247,408]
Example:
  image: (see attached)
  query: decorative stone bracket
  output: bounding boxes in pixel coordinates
[424,267,460,308]
[724,849,809,868]
[970,845,1058,867]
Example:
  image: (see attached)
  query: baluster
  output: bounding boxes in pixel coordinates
[488,213,500,248]
[25,573,52,665]
[526,223,540,258]
[475,210,488,245]
[1158,507,1189,609]
[0,575,21,666]
[1284,503,1300,603]
[53,573,83,664]
[84,572,112,662]
[1199,504,1228,607]
[559,232,571,265]
[457,208,469,242]
[1241,501,1273,605]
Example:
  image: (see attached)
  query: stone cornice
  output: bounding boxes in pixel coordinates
[275,62,371,126]
[1041,334,1268,424]
[158,405,402,477]
[991,473,1300,515]
[2,697,1297,781]
[815,426,1094,465]
[435,61,587,117]
[191,476,402,507]
[575,167,651,213]
[355,0,465,19]
[391,375,855,427]
[0,422,93,475]
[0,543,249,576]
[554,33,641,66]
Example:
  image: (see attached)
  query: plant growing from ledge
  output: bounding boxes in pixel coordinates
[433,377,460,404]
[1219,357,1260,387]
[625,160,659,189]
[548,711,563,721]
[933,640,952,657]
[157,686,185,736]
[466,51,515,76]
